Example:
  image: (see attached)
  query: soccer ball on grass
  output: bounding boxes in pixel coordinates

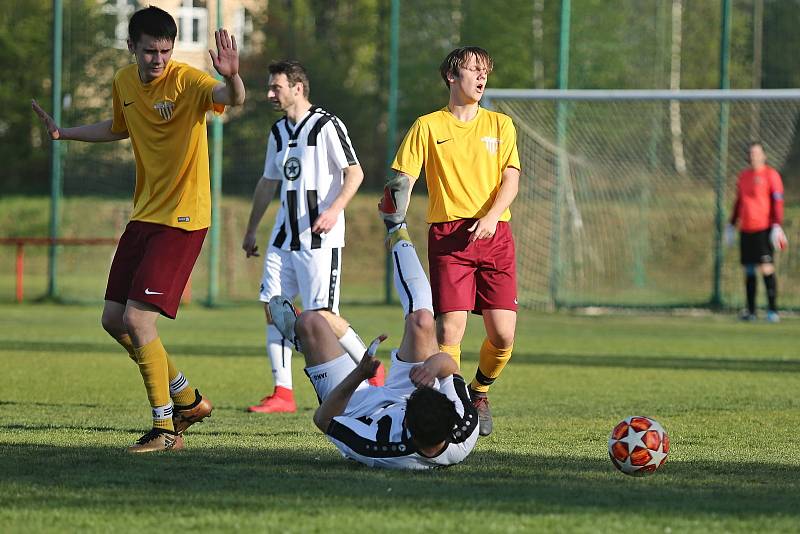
[608,416,669,476]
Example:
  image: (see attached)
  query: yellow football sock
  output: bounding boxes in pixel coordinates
[134,337,174,431]
[116,334,137,363]
[166,355,196,406]
[153,417,173,431]
[438,343,462,369]
[470,337,513,394]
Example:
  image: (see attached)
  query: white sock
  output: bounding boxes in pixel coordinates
[267,324,292,389]
[391,238,433,316]
[339,327,367,363]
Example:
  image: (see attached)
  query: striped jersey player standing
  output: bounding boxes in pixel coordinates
[268,223,479,469]
[380,47,521,436]
[242,60,383,414]
[726,141,787,322]
[31,6,245,452]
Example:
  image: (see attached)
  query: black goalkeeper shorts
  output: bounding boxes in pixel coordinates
[740,229,773,265]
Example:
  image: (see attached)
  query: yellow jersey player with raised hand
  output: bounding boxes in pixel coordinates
[31,6,245,453]
[381,46,521,437]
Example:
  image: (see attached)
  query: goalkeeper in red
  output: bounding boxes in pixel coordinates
[380,46,521,436]
[726,142,787,322]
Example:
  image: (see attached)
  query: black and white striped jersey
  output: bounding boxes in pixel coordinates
[262,106,359,250]
[324,375,480,470]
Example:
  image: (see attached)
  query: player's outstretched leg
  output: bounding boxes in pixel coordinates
[386,224,443,364]
[388,224,433,318]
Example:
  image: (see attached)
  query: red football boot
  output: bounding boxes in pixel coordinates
[248,386,297,413]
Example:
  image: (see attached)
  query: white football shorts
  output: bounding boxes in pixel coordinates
[259,245,341,313]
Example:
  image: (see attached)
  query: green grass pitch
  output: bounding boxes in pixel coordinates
[1,302,799,532]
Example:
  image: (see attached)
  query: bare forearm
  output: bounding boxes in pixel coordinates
[313,371,365,432]
[485,168,519,219]
[427,352,459,378]
[246,179,277,233]
[213,74,246,106]
[329,165,364,213]
[59,120,128,142]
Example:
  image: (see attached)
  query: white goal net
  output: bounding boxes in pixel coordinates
[483,89,800,310]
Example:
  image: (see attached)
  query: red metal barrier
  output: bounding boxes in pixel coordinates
[1,237,194,304]
[0,237,118,303]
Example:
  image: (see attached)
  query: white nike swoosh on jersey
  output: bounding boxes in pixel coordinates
[144,288,164,295]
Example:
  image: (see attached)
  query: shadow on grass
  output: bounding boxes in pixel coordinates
[0,423,302,439]
[5,339,799,373]
[0,442,797,519]
[2,340,264,357]
[514,353,800,373]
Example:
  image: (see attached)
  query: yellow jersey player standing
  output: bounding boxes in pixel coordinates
[31,6,245,452]
[380,47,521,436]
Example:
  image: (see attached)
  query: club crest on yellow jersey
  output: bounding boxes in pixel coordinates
[481,136,501,155]
[154,100,175,121]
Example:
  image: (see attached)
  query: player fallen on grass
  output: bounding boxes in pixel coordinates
[725,141,787,323]
[268,224,479,469]
[380,46,521,436]
[31,6,245,452]
[242,60,381,414]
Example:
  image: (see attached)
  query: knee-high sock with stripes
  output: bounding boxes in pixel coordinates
[470,337,513,394]
[267,324,293,390]
[390,232,433,316]
[120,333,195,406]
[134,337,174,431]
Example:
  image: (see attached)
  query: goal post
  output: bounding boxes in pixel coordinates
[483,89,800,311]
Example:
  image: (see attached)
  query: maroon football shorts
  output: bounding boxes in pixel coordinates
[428,219,518,315]
[105,221,207,319]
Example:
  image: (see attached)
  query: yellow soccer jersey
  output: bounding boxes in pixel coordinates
[111,61,223,230]
[391,107,521,223]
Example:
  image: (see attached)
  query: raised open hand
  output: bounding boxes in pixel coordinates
[208,29,239,78]
[31,99,60,140]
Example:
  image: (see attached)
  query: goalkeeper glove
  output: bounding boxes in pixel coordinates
[724,224,736,247]
[378,172,413,231]
[770,224,788,251]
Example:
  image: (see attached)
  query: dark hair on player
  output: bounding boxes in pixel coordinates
[405,386,459,448]
[439,46,494,90]
[747,140,766,152]
[128,6,177,44]
[268,60,311,98]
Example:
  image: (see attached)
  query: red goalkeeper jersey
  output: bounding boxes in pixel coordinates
[730,165,784,233]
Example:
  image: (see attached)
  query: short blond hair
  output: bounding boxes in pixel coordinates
[439,46,494,90]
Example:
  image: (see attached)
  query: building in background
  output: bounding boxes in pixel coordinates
[102,0,262,70]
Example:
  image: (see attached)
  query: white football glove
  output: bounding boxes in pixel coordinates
[770,224,788,251]
[724,224,736,247]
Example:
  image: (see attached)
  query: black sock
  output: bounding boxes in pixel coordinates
[746,274,757,314]
[763,273,777,312]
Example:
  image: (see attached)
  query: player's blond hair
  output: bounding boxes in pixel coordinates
[439,46,494,90]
